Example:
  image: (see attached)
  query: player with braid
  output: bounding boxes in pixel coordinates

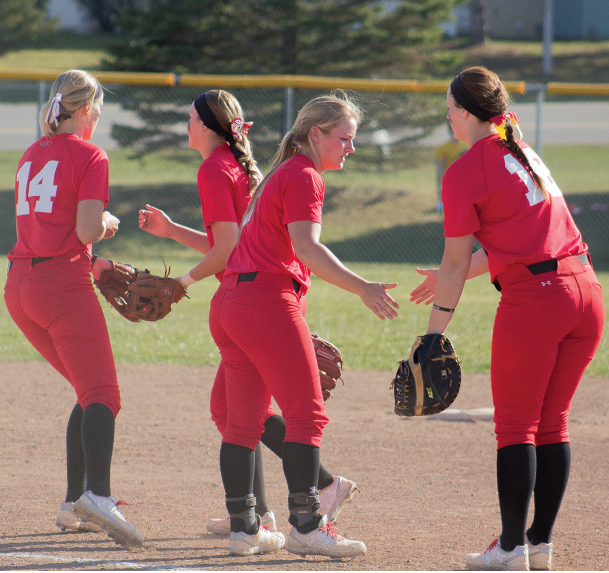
[138,89,358,538]
[4,70,143,547]
[410,66,604,571]
[207,93,398,557]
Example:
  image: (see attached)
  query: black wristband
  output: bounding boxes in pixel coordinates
[432,303,455,313]
[90,254,98,270]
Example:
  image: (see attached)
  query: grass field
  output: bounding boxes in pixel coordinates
[1,34,608,375]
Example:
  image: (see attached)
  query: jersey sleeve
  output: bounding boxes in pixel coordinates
[442,155,483,238]
[198,161,239,228]
[282,168,324,225]
[78,148,109,204]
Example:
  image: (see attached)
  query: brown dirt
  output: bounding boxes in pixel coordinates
[0,361,608,571]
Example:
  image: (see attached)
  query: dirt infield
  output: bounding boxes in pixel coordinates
[1,361,608,571]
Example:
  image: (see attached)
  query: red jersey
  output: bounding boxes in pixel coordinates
[442,134,586,282]
[9,133,109,260]
[225,154,324,291]
[197,143,251,281]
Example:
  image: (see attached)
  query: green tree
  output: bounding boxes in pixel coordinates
[0,0,57,52]
[106,0,462,78]
[105,0,465,160]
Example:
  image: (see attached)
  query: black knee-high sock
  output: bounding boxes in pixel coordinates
[252,443,270,515]
[65,404,86,502]
[527,442,571,545]
[220,442,257,533]
[262,415,333,489]
[497,444,536,551]
[81,403,115,498]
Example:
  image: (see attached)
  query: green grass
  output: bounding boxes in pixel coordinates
[2,259,609,376]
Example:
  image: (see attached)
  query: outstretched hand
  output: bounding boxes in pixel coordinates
[359,282,399,320]
[409,268,439,305]
[139,204,173,238]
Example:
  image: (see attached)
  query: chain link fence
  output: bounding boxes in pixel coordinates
[1,73,608,269]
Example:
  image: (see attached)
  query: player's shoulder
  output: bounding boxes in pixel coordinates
[278,154,323,190]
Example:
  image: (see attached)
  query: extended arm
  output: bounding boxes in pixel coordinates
[288,220,399,320]
[139,204,210,255]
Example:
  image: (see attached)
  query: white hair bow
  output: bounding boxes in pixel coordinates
[45,93,63,125]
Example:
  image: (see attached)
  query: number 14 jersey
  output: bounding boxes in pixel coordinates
[9,133,109,260]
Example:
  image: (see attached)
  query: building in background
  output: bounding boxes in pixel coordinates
[47,0,609,40]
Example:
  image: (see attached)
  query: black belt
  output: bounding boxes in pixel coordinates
[8,256,53,272]
[237,271,302,294]
[527,253,589,275]
[494,254,590,291]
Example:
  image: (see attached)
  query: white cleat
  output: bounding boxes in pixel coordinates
[285,515,366,559]
[229,524,285,556]
[526,535,552,571]
[74,491,144,548]
[466,538,529,571]
[56,501,103,533]
[318,476,358,522]
[207,510,277,536]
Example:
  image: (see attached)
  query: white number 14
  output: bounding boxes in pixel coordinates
[16,161,59,215]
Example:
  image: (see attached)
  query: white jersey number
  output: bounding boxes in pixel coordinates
[503,148,562,207]
[16,161,59,215]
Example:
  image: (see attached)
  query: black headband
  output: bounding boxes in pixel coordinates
[194,94,229,139]
[449,75,493,121]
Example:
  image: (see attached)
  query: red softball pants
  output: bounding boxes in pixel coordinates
[209,271,328,450]
[491,255,604,449]
[4,251,121,416]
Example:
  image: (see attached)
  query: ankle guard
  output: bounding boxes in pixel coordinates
[226,494,257,533]
[288,492,321,532]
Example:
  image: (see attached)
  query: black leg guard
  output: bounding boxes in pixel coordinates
[226,493,258,534]
[288,492,322,533]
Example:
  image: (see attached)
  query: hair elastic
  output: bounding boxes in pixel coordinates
[290,127,296,135]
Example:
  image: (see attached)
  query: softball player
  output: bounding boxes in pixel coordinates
[208,93,399,557]
[138,90,358,537]
[410,66,604,571]
[3,70,143,547]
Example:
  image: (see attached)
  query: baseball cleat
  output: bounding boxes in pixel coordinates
[229,524,285,556]
[318,476,358,522]
[74,491,144,548]
[285,515,366,558]
[56,501,103,533]
[207,510,277,536]
[526,535,552,571]
[466,538,529,571]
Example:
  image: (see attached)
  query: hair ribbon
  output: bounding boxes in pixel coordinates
[230,117,253,142]
[490,112,523,141]
[45,93,63,125]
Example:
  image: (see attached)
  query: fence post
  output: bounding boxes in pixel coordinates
[527,83,547,158]
[37,80,46,140]
[283,87,294,135]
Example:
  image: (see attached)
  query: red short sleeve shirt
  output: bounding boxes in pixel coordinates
[225,154,324,290]
[442,134,586,282]
[9,133,109,260]
[197,143,251,281]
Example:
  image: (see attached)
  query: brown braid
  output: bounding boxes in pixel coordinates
[457,66,550,202]
[501,123,550,201]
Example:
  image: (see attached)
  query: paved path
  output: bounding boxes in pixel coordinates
[1,101,608,151]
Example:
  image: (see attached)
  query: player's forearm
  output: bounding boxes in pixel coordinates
[296,241,368,295]
[426,257,470,334]
[166,224,211,255]
[467,248,489,280]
